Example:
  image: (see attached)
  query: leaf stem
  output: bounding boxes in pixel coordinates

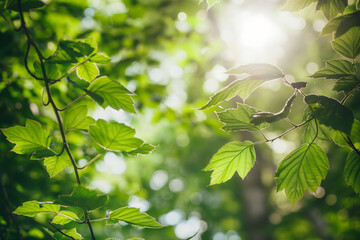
[340,84,360,105]
[48,221,76,240]
[57,94,87,111]
[77,152,103,170]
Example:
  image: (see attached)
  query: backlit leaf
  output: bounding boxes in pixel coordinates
[344,151,360,194]
[275,143,329,205]
[332,27,360,59]
[216,104,268,132]
[52,210,80,225]
[88,76,136,113]
[33,61,60,80]
[227,63,284,80]
[48,40,96,64]
[13,201,59,217]
[89,119,144,152]
[76,62,99,82]
[1,119,51,154]
[53,228,83,240]
[311,60,355,79]
[331,120,360,148]
[282,0,317,12]
[316,0,347,20]
[44,154,71,178]
[5,0,46,11]
[305,95,354,135]
[63,105,95,131]
[321,11,360,38]
[203,141,256,185]
[304,119,332,143]
[127,144,157,156]
[109,207,163,228]
[90,54,111,64]
[333,76,360,94]
[55,186,108,211]
[200,78,267,110]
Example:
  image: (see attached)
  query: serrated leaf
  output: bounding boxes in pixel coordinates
[332,27,360,59]
[63,105,95,131]
[44,154,71,178]
[344,151,360,194]
[13,201,59,217]
[53,228,82,240]
[88,76,136,113]
[316,0,347,20]
[304,119,332,143]
[89,119,144,152]
[227,63,284,80]
[275,143,329,205]
[54,186,108,211]
[33,61,60,80]
[200,78,267,110]
[321,11,360,38]
[333,76,360,94]
[90,54,111,64]
[76,62,99,82]
[331,120,360,148]
[305,95,354,135]
[203,141,256,185]
[5,0,45,11]
[216,104,268,132]
[109,207,163,228]
[52,210,80,225]
[282,0,317,12]
[127,144,156,156]
[48,40,96,64]
[311,60,355,79]
[1,119,51,154]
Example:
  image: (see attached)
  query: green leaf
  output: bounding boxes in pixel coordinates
[200,78,267,110]
[127,144,157,156]
[89,119,144,152]
[216,104,268,132]
[76,62,99,82]
[316,0,347,20]
[53,228,83,240]
[305,95,354,135]
[44,154,71,178]
[109,207,163,228]
[331,120,360,148]
[90,54,111,64]
[333,76,360,94]
[63,105,95,131]
[88,76,136,113]
[311,60,355,79]
[1,119,51,154]
[321,11,360,38]
[5,0,46,12]
[52,210,80,225]
[344,151,360,194]
[205,0,220,10]
[332,27,360,59]
[282,0,317,12]
[304,119,332,143]
[54,186,108,211]
[13,201,59,217]
[48,40,96,64]
[227,63,284,80]
[33,62,60,80]
[203,141,256,185]
[275,143,329,205]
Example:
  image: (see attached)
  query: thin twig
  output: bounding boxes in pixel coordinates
[340,84,360,105]
[0,12,22,31]
[57,94,87,111]
[77,152,103,170]
[48,221,76,240]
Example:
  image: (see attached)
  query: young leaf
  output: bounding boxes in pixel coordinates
[332,27,360,59]
[311,60,355,79]
[275,143,329,205]
[203,141,256,185]
[87,76,136,113]
[305,95,354,135]
[1,119,51,154]
[63,105,95,131]
[344,151,360,194]
[13,201,59,217]
[90,54,111,64]
[251,92,296,125]
[227,63,284,80]
[216,104,268,132]
[109,207,163,228]
[44,154,71,178]
[316,0,347,20]
[5,0,46,12]
[89,119,144,152]
[127,144,157,156]
[333,76,360,94]
[282,0,317,12]
[33,61,60,80]
[48,40,96,64]
[321,11,360,38]
[52,210,80,225]
[53,228,83,240]
[54,186,108,211]
[76,62,99,82]
[200,78,267,110]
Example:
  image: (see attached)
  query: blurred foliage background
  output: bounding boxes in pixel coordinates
[1,0,360,239]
